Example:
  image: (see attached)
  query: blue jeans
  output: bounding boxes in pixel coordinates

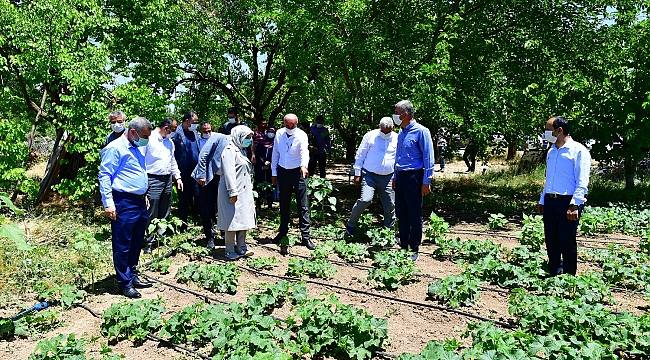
[438,146,446,169]
[543,194,583,276]
[111,191,148,288]
[348,170,395,228]
[395,169,424,253]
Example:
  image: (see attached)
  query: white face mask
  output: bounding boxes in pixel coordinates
[285,127,296,136]
[228,117,236,124]
[267,132,275,139]
[189,123,198,132]
[545,130,558,144]
[111,122,125,133]
[379,131,392,140]
[392,114,402,126]
[201,133,211,140]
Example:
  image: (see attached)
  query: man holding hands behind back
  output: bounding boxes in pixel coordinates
[271,113,314,251]
[99,117,154,298]
[538,116,591,277]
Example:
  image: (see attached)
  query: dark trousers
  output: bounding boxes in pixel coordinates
[277,166,310,240]
[308,152,327,178]
[199,177,219,241]
[177,175,199,223]
[111,191,148,289]
[145,174,172,246]
[463,144,477,172]
[395,169,424,253]
[254,167,273,207]
[543,194,582,276]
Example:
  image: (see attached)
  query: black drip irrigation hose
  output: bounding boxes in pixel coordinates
[252,242,513,296]
[75,303,211,360]
[200,253,517,330]
[450,228,641,246]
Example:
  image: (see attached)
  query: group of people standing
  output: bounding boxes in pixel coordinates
[98,100,590,299]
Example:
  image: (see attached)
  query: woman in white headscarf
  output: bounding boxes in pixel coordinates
[217,125,256,259]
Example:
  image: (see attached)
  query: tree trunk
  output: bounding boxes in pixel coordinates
[345,137,356,161]
[36,128,68,204]
[624,156,636,189]
[506,144,516,160]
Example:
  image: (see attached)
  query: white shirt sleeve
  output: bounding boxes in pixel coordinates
[353,132,372,177]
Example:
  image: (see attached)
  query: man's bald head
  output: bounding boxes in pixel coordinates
[284,113,298,129]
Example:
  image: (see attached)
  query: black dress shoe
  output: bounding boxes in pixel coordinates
[132,276,153,288]
[303,239,315,250]
[122,286,141,298]
[143,243,153,254]
[272,234,286,244]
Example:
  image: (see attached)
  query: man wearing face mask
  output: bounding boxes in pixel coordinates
[271,113,314,251]
[173,110,201,229]
[538,116,591,277]
[106,110,126,146]
[308,115,332,178]
[141,117,184,254]
[98,117,154,298]
[198,121,213,150]
[392,100,435,262]
[346,117,398,237]
[222,108,251,135]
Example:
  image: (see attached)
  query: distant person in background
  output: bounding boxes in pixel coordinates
[436,127,448,172]
[197,121,212,150]
[142,117,183,254]
[538,115,591,277]
[346,117,398,237]
[254,125,276,209]
[98,116,154,298]
[392,100,435,262]
[106,110,126,146]
[463,138,477,172]
[173,110,201,229]
[222,107,250,135]
[308,115,332,178]
[218,125,256,260]
[272,114,314,250]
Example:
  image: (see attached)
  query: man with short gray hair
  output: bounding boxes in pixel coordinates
[106,110,127,146]
[346,117,398,237]
[99,116,154,298]
[392,100,435,262]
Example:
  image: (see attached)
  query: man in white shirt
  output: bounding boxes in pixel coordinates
[538,115,591,276]
[346,117,398,237]
[142,117,183,253]
[271,113,314,250]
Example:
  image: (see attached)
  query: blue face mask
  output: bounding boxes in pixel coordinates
[242,138,253,148]
[316,123,323,129]
[133,132,149,147]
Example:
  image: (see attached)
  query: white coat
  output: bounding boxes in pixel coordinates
[217,143,257,231]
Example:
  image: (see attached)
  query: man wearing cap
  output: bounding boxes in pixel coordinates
[538,115,591,276]
[346,117,398,237]
[99,117,154,298]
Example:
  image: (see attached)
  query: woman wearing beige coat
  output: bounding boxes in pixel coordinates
[217,125,256,260]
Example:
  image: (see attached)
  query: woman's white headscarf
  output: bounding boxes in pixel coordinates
[230,125,254,149]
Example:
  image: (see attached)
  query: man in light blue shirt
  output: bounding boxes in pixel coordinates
[392,100,435,261]
[99,117,154,298]
[538,115,591,276]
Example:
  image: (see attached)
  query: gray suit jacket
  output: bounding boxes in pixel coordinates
[191,133,230,185]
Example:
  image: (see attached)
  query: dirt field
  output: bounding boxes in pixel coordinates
[1,160,645,359]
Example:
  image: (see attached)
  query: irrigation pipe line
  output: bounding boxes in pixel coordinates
[75,303,211,360]
[450,228,641,245]
[199,253,518,330]
[252,242,513,296]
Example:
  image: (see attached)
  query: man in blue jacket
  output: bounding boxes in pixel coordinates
[173,110,200,229]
